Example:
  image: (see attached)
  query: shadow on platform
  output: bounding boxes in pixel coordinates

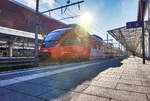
[35,57,125,100]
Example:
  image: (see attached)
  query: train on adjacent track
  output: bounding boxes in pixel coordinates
[39,25,122,62]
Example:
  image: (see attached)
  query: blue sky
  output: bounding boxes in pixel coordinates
[14,0,138,46]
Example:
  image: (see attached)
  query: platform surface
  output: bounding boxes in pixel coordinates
[0,56,150,101]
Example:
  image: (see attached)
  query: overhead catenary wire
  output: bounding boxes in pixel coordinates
[54,0,80,21]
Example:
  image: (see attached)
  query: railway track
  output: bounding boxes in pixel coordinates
[0,57,35,71]
[0,57,34,64]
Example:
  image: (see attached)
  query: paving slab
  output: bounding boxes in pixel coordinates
[71,84,89,92]
[118,79,142,85]
[142,81,150,87]
[116,83,150,94]
[111,100,121,101]
[84,86,148,101]
[46,92,109,101]
[121,75,150,81]
[94,73,121,80]
[101,69,123,74]
[147,94,150,101]
[83,80,117,89]
[97,76,119,82]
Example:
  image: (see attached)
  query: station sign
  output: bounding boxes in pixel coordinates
[126,21,142,29]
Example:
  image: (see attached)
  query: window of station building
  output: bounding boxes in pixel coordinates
[94,41,100,49]
[101,46,105,51]
[90,39,97,49]
[96,44,101,50]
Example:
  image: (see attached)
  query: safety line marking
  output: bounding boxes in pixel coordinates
[0,62,101,87]
[0,62,89,76]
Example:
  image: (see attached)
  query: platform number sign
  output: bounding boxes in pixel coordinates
[126,21,142,29]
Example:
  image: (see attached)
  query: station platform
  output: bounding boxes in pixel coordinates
[0,56,150,101]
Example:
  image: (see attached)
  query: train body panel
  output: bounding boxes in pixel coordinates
[58,45,90,59]
[90,48,105,60]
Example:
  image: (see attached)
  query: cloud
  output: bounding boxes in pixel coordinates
[40,0,55,7]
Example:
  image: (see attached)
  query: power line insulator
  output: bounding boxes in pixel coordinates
[61,8,63,15]
[49,12,51,17]
[78,4,80,10]
[64,7,68,14]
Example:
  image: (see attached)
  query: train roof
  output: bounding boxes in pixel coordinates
[51,27,73,33]
[92,35,103,41]
[91,35,104,44]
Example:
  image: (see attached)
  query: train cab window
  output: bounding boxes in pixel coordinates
[61,34,77,46]
[45,29,69,41]
[43,28,72,48]
[61,33,91,47]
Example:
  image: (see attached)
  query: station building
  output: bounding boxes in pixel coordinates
[0,0,67,57]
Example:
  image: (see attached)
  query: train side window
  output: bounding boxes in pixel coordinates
[61,34,77,46]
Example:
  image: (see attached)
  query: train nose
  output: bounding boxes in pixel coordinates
[39,52,52,62]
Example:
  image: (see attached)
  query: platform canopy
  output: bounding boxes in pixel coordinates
[0,26,44,49]
[0,26,44,40]
[108,26,143,52]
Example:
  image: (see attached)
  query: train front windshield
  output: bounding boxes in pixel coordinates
[42,28,72,48]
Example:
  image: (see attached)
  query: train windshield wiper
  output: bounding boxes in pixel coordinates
[46,40,58,42]
[43,40,59,48]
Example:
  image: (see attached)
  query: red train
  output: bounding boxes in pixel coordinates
[39,25,120,61]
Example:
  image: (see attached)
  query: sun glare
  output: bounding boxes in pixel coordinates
[78,12,93,31]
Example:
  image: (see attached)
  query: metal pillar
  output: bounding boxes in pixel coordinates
[111,39,113,56]
[148,0,150,59]
[8,44,13,57]
[149,33,150,59]
[118,43,120,57]
[119,33,121,57]
[141,0,146,64]
[7,37,13,57]
[34,0,39,65]
[23,38,25,56]
[107,33,108,45]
